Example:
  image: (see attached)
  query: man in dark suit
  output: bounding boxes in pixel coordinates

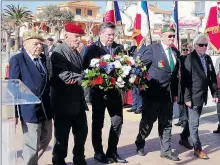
[83,22,127,164]
[9,31,53,165]
[182,34,218,159]
[44,37,55,56]
[175,42,192,127]
[51,23,88,165]
[135,26,180,161]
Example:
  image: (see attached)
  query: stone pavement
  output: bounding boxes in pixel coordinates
[15,102,220,165]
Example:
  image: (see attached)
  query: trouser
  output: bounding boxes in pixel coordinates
[135,99,173,155]
[22,119,52,165]
[178,104,188,122]
[181,106,203,151]
[132,86,142,111]
[52,111,88,164]
[91,89,123,156]
[84,87,91,103]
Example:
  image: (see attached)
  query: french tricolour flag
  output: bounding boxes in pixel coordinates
[103,1,122,25]
[133,1,150,48]
[170,1,179,49]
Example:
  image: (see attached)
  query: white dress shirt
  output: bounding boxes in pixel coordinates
[161,42,176,65]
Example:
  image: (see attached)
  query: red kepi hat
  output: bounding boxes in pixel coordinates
[64,23,85,35]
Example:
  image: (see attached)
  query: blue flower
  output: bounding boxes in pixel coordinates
[131,68,136,74]
[135,69,140,74]
[105,63,115,74]
[139,72,143,77]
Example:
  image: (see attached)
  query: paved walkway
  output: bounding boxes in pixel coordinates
[14,102,220,165]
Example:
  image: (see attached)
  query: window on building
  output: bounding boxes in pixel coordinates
[194,1,205,15]
[88,9,92,16]
[76,8,81,15]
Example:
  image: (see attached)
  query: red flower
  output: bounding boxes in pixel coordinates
[111,77,116,85]
[145,73,149,79]
[134,77,139,85]
[93,76,104,85]
[125,60,132,65]
[112,54,116,58]
[99,61,107,67]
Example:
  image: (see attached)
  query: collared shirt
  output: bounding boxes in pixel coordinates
[26,51,46,73]
[161,42,176,65]
[48,45,53,52]
[198,53,207,75]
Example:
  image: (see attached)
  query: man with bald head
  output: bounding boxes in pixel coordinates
[50,23,88,165]
[9,31,53,165]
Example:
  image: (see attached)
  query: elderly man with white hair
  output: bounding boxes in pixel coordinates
[181,34,218,159]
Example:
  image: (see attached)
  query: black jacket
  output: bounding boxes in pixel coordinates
[183,50,217,106]
[138,43,180,102]
[83,40,123,69]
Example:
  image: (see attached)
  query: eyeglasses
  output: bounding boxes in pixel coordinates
[168,35,175,38]
[197,43,208,47]
[182,49,189,51]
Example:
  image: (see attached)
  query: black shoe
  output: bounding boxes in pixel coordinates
[107,153,128,163]
[179,139,193,149]
[94,153,112,164]
[213,125,220,133]
[134,110,142,114]
[174,121,183,127]
[160,153,180,161]
[136,148,145,156]
[73,158,87,165]
[52,158,67,165]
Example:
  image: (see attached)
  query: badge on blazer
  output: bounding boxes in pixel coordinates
[158,60,165,68]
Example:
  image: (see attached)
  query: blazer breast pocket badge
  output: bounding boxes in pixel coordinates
[158,60,165,68]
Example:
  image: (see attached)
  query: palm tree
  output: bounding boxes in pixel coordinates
[4,4,31,52]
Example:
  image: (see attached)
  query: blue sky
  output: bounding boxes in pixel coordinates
[2,1,174,14]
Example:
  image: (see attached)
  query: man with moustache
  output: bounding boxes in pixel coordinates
[50,23,88,165]
[9,31,53,165]
[135,26,180,161]
[83,22,127,164]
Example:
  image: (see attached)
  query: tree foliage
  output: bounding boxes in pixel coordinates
[3,4,32,26]
[36,5,75,32]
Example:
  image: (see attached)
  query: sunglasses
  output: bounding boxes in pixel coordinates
[197,43,208,47]
[182,49,189,51]
[168,35,175,38]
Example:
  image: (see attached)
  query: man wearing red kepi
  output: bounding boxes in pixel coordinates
[135,25,181,161]
[50,23,88,165]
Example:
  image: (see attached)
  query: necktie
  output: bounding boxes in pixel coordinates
[105,46,111,54]
[34,58,45,78]
[168,47,175,71]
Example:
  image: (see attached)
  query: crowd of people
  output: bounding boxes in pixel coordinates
[8,22,220,165]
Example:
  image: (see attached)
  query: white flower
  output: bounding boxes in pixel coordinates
[128,57,135,65]
[121,65,131,77]
[116,76,125,88]
[85,69,89,73]
[90,58,100,67]
[101,54,111,60]
[117,76,123,83]
[113,60,122,68]
[129,74,137,83]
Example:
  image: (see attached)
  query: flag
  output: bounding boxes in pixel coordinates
[170,1,180,49]
[103,1,122,25]
[132,1,151,48]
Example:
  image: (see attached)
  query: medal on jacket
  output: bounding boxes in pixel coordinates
[158,60,165,68]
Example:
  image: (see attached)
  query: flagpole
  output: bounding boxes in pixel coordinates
[175,1,180,49]
[146,1,153,44]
